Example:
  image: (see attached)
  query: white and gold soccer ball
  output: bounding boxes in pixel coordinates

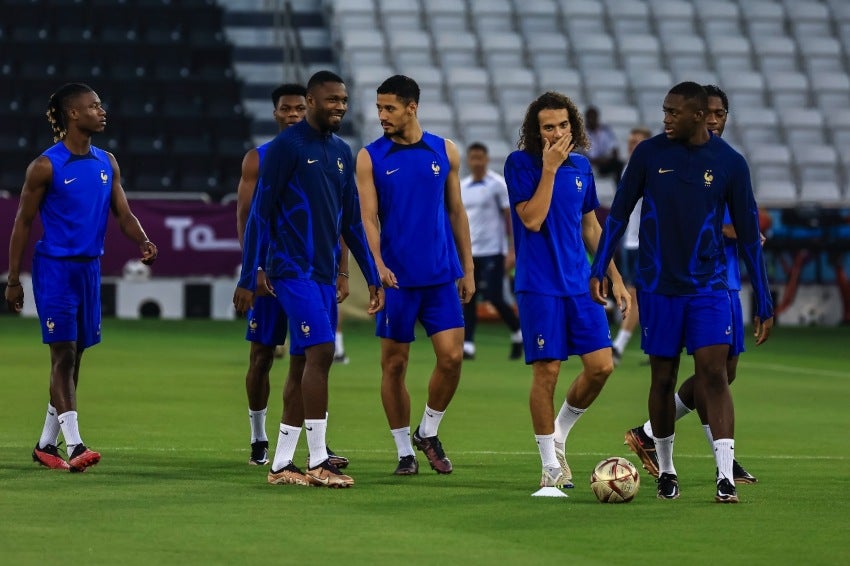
[590,457,640,503]
[122,259,152,281]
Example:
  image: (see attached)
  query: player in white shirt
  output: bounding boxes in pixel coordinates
[460,142,523,360]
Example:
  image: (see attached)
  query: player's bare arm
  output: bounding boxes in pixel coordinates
[5,157,51,312]
[107,153,157,265]
[582,211,630,316]
[515,133,574,232]
[356,147,398,289]
[444,139,475,303]
[236,148,260,247]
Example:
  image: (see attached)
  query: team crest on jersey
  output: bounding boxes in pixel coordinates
[431,161,440,176]
[100,170,108,184]
[536,334,545,350]
[575,176,583,191]
[703,170,714,188]
[249,318,258,333]
[46,318,55,334]
[337,157,344,173]
[300,321,311,337]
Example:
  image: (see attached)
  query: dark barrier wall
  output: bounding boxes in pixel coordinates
[0,197,242,277]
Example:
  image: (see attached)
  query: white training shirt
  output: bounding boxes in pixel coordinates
[460,169,511,256]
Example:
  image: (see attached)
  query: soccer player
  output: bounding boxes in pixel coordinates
[624,85,758,484]
[590,82,773,503]
[5,83,158,472]
[460,141,523,361]
[611,127,653,366]
[236,84,349,469]
[356,75,475,476]
[234,71,383,488]
[504,91,630,491]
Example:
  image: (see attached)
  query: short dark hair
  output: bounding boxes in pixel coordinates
[46,82,95,142]
[703,84,729,113]
[376,75,420,105]
[467,141,488,154]
[518,91,589,156]
[668,81,708,111]
[630,126,653,138]
[307,70,344,93]
[271,83,306,106]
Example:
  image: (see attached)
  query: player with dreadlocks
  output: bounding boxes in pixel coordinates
[5,83,158,472]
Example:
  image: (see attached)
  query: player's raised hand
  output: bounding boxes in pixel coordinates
[753,315,774,345]
[542,133,574,172]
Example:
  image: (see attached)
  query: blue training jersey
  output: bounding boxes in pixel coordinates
[35,142,113,259]
[504,150,600,297]
[590,133,772,319]
[722,208,741,291]
[364,132,462,287]
[239,119,379,290]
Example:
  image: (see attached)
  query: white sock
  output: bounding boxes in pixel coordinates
[419,405,445,437]
[703,424,715,451]
[305,418,329,468]
[271,424,301,471]
[38,403,61,449]
[392,426,415,458]
[643,394,691,437]
[510,329,522,343]
[463,341,475,355]
[58,411,83,453]
[535,433,559,469]
[714,438,735,482]
[249,408,268,443]
[335,331,345,355]
[674,393,692,420]
[613,329,632,353]
[553,401,585,445]
[655,433,676,476]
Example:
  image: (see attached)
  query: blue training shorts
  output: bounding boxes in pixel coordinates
[245,295,288,347]
[270,278,337,356]
[516,292,612,364]
[32,254,101,349]
[376,281,464,343]
[729,290,745,357]
[638,290,732,357]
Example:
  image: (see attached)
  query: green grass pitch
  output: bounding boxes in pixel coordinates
[1,316,848,564]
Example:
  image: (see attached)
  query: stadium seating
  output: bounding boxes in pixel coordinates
[5,0,845,203]
[320,0,850,202]
[0,0,251,200]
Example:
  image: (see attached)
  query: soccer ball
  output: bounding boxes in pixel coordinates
[122,259,152,281]
[590,457,640,503]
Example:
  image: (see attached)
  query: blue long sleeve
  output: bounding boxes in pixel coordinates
[725,157,773,320]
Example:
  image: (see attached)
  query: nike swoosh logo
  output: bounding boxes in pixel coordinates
[386,168,399,175]
[64,178,77,184]
[305,426,313,431]
[309,473,330,485]
[658,168,674,174]
[282,431,289,435]
[307,159,318,164]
